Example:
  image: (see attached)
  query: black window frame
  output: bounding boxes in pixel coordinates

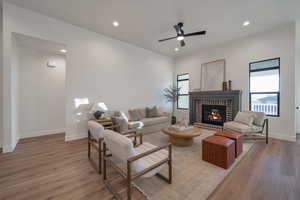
[249,57,280,117]
[177,73,189,110]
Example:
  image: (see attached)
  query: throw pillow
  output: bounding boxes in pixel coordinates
[234,111,254,126]
[146,106,159,118]
[128,109,141,121]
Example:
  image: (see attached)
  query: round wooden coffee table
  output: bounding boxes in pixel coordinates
[161,127,202,147]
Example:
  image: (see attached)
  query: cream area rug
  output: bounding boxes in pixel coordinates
[134,129,254,200]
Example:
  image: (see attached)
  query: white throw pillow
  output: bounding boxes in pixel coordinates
[234,112,254,126]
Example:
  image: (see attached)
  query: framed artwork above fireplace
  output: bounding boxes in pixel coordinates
[201,59,225,91]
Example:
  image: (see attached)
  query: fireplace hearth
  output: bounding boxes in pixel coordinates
[202,105,226,126]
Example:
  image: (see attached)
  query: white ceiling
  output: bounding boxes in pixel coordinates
[6,0,300,57]
[13,33,67,56]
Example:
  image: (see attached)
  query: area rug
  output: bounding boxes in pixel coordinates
[133,129,254,200]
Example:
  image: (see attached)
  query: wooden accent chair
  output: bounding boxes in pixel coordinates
[88,121,141,174]
[223,111,269,144]
[103,130,172,200]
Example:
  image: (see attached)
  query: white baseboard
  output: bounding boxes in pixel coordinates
[269,132,296,142]
[20,128,65,139]
[65,132,87,141]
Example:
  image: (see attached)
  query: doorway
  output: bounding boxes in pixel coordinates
[11,33,67,140]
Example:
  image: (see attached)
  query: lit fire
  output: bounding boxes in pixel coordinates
[208,111,222,121]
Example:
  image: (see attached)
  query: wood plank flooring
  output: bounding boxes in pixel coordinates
[209,135,300,200]
[0,133,299,200]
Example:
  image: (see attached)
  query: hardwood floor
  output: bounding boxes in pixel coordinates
[209,135,300,200]
[0,133,299,200]
[0,134,113,200]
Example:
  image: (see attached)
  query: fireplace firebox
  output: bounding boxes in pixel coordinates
[202,105,226,126]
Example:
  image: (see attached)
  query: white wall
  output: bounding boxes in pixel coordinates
[16,44,66,138]
[2,2,173,152]
[10,33,20,147]
[175,24,296,141]
[296,21,300,133]
[0,6,3,148]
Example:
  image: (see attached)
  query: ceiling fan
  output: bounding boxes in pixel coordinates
[158,22,206,47]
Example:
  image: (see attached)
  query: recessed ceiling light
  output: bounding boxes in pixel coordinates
[60,49,67,53]
[243,21,250,26]
[113,21,119,27]
[174,48,179,52]
[177,36,184,41]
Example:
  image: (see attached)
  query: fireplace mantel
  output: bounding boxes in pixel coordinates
[189,90,242,125]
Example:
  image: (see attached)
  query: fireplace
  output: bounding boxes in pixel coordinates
[202,105,226,126]
[189,90,242,129]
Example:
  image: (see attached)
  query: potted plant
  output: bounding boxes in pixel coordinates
[163,85,180,124]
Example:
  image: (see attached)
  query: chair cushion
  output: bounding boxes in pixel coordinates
[134,142,168,178]
[224,121,262,133]
[103,130,136,162]
[104,132,167,178]
[141,116,169,127]
[234,112,254,126]
[88,120,104,140]
[243,111,265,126]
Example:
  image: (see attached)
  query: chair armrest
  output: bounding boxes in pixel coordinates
[124,132,143,146]
[127,143,171,162]
[121,129,137,135]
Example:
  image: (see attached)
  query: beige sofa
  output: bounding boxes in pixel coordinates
[112,107,170,135]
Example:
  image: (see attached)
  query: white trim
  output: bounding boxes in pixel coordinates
[65,132,87,141]
[3,137,19,153]
[19,128,65,139]
[269,132,296,142]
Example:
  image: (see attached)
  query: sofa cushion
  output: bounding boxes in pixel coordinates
[224,121,262,133]
[141,116,169,127]
[234,112,254,126]
[137,108,146,118]
[146,106,159,118]
[128,109,142,121]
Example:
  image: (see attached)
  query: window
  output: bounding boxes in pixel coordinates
[177,74,189,109]
[249,58,280,116]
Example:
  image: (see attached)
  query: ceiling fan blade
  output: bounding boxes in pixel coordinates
[184,31,206,37]
[158,36,177,42]
[173,25,180,33]
[180,40,185,47]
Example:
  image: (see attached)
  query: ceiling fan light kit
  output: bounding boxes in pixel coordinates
[158,22,206,47]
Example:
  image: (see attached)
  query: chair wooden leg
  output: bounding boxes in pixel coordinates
[168,144,172,184]
[266,119,269,144]
[98,139,102,174]
[88,131,91,159]
[103,143,107,180]
[127,161,132,200]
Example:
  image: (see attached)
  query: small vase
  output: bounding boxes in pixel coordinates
[171,116,176,125]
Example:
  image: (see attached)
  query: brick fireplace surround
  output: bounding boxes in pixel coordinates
[189,90,242,129]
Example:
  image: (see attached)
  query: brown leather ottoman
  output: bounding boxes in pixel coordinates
[215,130,243,158]
[202,135,235,169]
